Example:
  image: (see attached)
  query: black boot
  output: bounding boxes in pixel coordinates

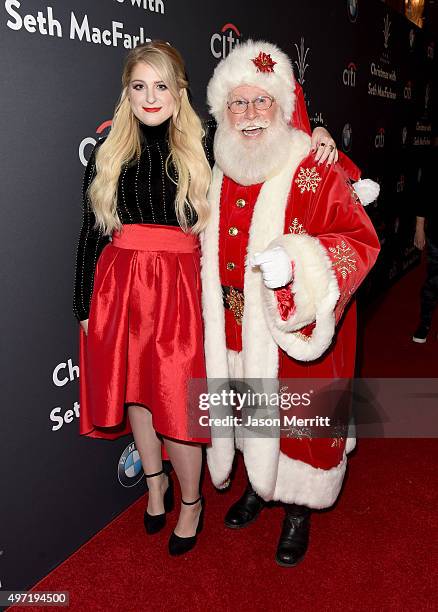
[224,484,266,529]
[275,503,311,567]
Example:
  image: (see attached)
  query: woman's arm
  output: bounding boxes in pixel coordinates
[73,143,110,325]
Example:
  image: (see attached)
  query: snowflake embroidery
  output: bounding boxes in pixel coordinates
[292,331,311,343]
[295,166,322,194]
[289,217,306,235]
[329,241,357,279]
[331,422,348,448]
[282,425,313,440]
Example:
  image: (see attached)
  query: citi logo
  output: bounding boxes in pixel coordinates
[375,128,385,148]
[403,81,412,100]
[79,120,112,166]
[210,23,241,59]
[311,111,325,126]
[347,0,358,23]
[343,62,357,87]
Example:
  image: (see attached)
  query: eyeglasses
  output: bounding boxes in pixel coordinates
[227,95,274,114]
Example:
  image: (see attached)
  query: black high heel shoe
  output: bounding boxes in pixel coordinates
[143,469,174,535]
[168,496,204,556]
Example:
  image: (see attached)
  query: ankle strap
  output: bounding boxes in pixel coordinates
[144,469,164,479]
[181,496,202,506]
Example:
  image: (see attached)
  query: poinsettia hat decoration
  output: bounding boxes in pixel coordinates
[252,51,277,73]
[207,39,296,123]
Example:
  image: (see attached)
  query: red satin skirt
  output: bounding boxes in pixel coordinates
[79,224,208,442]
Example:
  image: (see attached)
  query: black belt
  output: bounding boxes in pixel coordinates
[222,285,244,325]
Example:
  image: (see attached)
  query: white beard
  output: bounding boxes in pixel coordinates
[213,117,293,186]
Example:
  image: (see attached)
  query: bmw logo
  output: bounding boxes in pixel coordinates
[342,123,353,152]
[118,442,144,487]
[347,0,358,23]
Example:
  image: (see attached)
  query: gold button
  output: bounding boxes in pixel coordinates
[228,226,238,236]
[226,262,236,270]
[236,198,246,208]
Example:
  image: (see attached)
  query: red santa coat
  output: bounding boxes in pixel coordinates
[201,128,380,508]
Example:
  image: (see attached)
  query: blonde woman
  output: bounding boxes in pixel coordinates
[73,41,211,556]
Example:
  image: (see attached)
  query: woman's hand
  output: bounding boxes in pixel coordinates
[80,319,89,335]
[311,126,338,165]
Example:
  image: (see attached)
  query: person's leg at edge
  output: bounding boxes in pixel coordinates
[420,239,438,330]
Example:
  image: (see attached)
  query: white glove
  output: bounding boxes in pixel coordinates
[250,246,293,289]
[352,178,380,206]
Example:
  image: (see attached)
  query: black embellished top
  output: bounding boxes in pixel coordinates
[73,118,216,321]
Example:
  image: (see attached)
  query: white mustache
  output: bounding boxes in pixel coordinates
[234,119,271,130]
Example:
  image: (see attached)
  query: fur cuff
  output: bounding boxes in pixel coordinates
[271,451,347,508]
[206,437,235,489]
[262,233,340,361]
[352,178,380,206]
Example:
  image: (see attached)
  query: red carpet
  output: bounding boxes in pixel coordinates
[359,262,438,377]
[19,265,438,612]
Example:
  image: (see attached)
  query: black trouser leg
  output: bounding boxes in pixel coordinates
[420,238,438,328]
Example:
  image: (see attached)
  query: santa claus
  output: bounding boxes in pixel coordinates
[201,40,381,566]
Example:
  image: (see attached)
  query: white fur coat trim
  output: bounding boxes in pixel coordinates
[262,233,340,361]
[201,165,235,487]
[272,451,347,508]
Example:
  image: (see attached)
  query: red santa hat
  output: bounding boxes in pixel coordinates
[207,39,296,123]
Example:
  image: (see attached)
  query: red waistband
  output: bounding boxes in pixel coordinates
[112,224,199,253]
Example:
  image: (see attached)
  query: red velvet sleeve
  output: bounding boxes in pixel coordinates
[273,159,380,326]
[262,157,380,362]
[306,164,380,323]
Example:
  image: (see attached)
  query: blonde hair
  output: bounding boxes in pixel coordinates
[88,41,211,234]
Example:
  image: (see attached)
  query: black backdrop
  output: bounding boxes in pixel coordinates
[0,0,435,592]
